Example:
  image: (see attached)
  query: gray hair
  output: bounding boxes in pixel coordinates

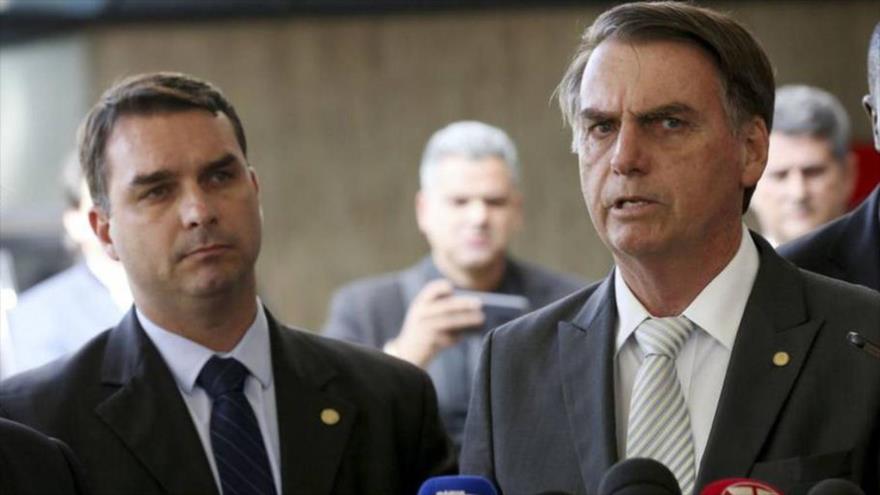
[870,22,879,97]
[419,121,519,189]
[773,85,851,160]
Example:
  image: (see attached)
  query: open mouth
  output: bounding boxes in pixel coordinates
[613,198,652,209]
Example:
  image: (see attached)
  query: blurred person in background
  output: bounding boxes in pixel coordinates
[5,153,131,377]
[779,23,880,291]
[750,85,857,247]
[323,120,584,450]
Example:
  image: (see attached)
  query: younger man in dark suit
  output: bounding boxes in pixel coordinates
[779,22,880,291]
[323,121,583,449]
[0,72,454,495]
[460,3,880,494]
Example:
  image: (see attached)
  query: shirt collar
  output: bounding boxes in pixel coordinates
[615,225,759,352]
[138,299,273,394]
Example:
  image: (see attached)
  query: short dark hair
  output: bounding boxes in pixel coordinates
[78,72,247,213]
[557,1,775,212]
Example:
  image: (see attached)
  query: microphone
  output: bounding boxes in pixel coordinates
[807,478,865,495]
[847,331,880,359]
[699,478,782,495]
[598,458,681,495]
[417,475,498,495]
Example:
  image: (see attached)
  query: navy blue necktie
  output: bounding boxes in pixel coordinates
[198,356,277,495]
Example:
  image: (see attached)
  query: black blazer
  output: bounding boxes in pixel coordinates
[779,185,879,291]
[460,232,880,494]
[0,417,89,495]
[0,309,455,495]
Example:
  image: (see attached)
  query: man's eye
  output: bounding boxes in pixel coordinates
[590,121,615,135]
[209,171,233,183]
[142,185,169,200]
[661,117,684,130]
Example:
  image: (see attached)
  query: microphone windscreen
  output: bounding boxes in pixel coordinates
[699,478,782,495]
[598,458,681,495]
[417,475,498,495]
[807,479,865,495]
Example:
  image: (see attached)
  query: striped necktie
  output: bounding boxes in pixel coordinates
[625,316,696,494]
[198,356,277,495]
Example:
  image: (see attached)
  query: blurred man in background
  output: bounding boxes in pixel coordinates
[779,24,880,291]
[751,85,856,247]
[323,120,583,449]
[5,154,130,377]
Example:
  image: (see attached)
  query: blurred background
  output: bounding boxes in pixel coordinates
[1,0,878,332]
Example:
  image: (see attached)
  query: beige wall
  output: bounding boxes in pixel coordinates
[82,1,878,329]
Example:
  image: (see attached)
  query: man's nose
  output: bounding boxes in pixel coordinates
[465,200,490,224]
[180,187,218,228]
[609,122,648,176]
[784,170,808,201]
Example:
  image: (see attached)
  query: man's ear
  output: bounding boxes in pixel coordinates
[89,207,119,261]
[740,116,769,189]
[864,94,880,151]
[248,165,260,194]
[415,190,428,234]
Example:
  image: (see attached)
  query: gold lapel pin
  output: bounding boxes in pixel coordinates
[772,351,790,367]
[321,408,340,426]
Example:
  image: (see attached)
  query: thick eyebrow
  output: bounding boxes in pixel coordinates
[128,153,239,189]
[200,153,239,176]
[579,107,616,123]
[129,169,176,189]
[579,102,699,123]
[635,102,699,122]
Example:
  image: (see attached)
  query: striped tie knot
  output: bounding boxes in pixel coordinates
[198,356,249,399]
[635,316,694,359]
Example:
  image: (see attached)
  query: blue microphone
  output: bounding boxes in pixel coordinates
[417,475,498,495]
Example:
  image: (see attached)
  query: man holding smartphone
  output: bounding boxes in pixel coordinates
[323,120,584,450]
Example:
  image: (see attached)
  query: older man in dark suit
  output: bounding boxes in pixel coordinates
[460,3,880,494]
[778,22,880,292]
[0,72,454,495]
[323,121,584,450]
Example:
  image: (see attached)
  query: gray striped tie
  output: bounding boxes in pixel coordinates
[626,316,696,494]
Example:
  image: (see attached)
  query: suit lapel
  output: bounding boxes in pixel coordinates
[94,310,217,494]
[831,186,880,288]
[558,275,618,493]
[697,234,822,486]
[269,314,355,494]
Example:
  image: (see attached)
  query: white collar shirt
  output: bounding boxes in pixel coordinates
[613,225,760,472]
[138,301,281,494]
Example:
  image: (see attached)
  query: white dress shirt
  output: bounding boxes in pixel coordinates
[614,225,759,471]
[139,302,281,494]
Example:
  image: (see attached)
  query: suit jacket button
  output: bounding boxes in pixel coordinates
[321,408,341,425]
[772,351,790,367]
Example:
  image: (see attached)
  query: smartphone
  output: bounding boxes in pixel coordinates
[454,290,530,331]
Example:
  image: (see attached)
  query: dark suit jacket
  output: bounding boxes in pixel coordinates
[460,233,880,495]
[778,185,879,291]
[323,256,584,448]
[0,417,89,495]
[0,309,455,495]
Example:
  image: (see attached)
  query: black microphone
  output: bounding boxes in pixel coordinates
[847,331,880,359]
[598,458,681,495]
[807,478,865,495]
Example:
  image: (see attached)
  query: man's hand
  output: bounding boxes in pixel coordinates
[385,279,484,368]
